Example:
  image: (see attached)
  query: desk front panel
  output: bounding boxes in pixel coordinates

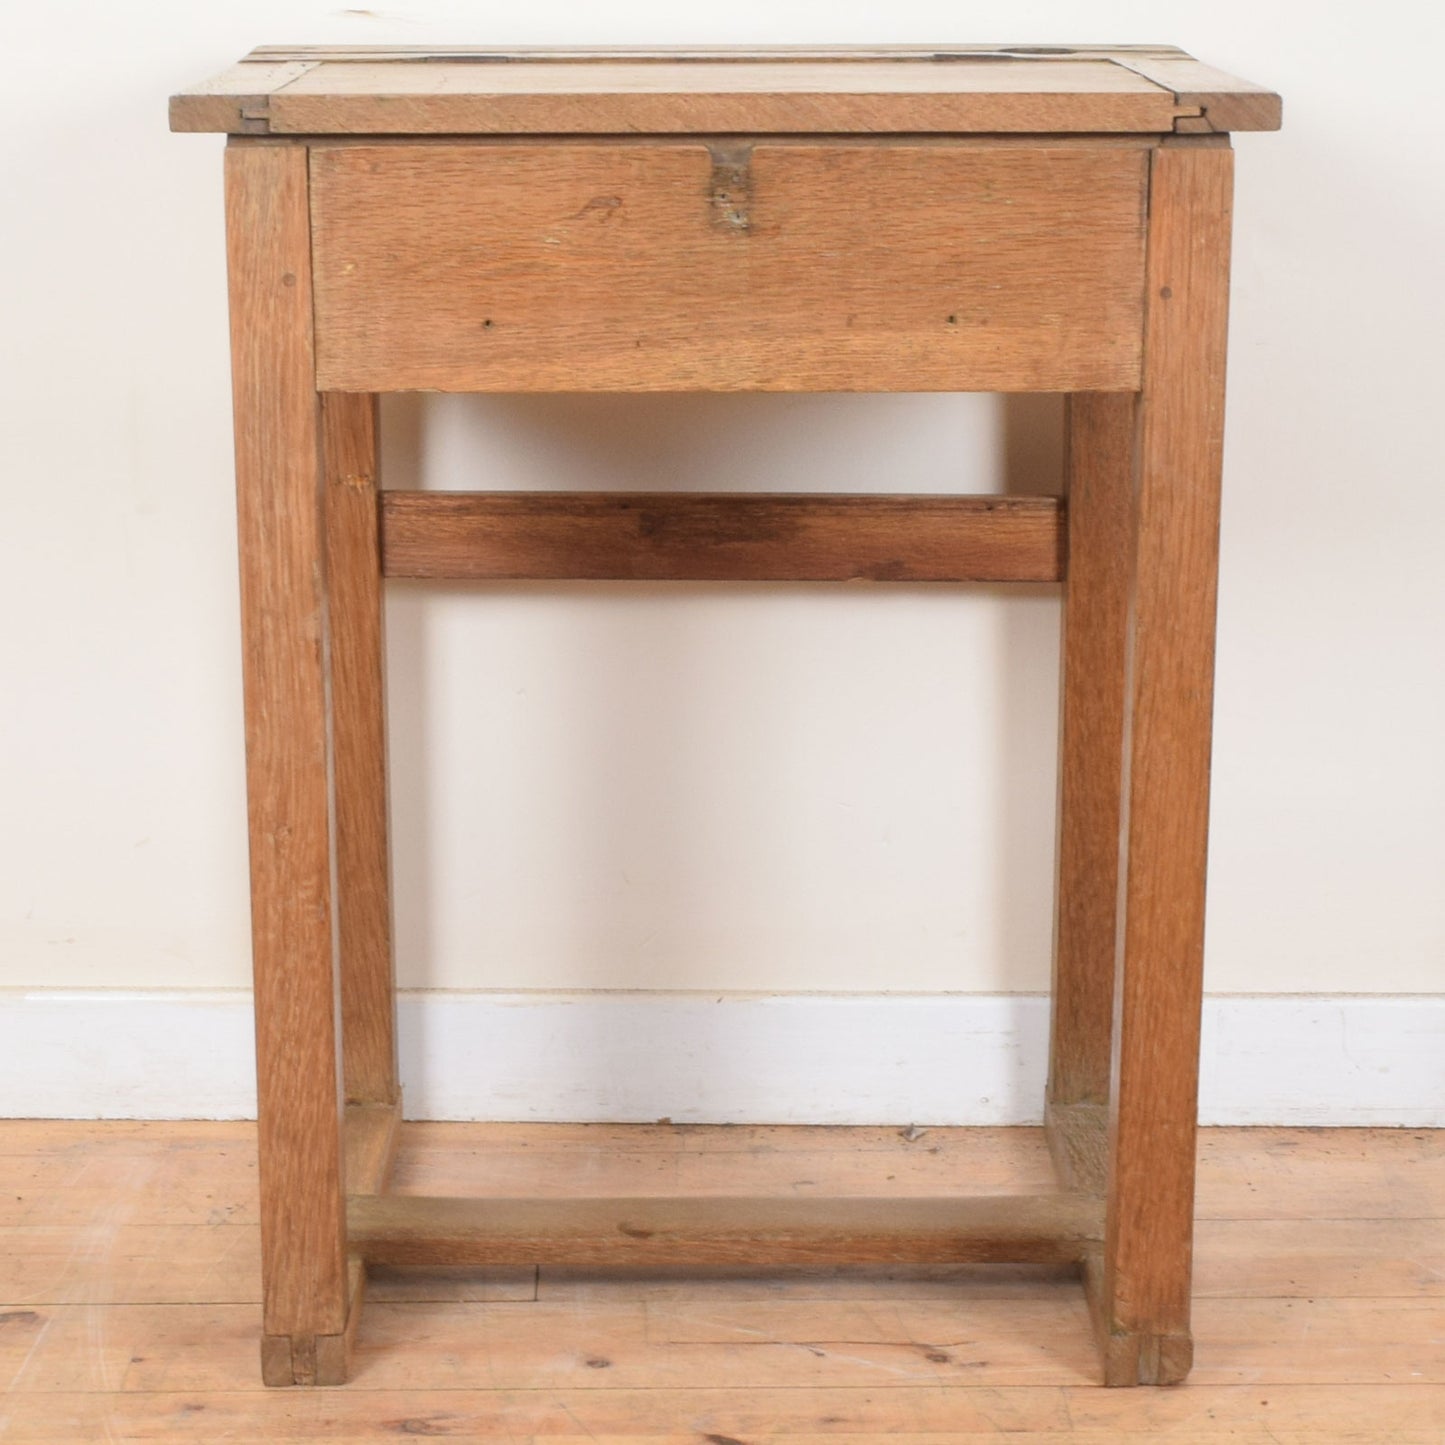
[309,140,1149,393]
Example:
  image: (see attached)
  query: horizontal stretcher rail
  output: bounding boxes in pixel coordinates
[379,492,1065,583]
[346,1192,1102,1268]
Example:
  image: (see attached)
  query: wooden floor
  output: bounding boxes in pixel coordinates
[0,1122,1441,1442]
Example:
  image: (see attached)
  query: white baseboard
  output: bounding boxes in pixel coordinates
[1,990,1440,1126]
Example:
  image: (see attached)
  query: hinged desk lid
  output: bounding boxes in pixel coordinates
[170,45,1281,137]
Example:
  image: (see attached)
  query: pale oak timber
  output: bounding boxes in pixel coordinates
[169,45,1281,136]
[1044,1100,1110,1195]
[224,139,351,1389]
[267,60,1176,137]
[166,59,319,135]
[308,143,1147,394]
[323,390,402,1373]
[346,1193,1102,1269]
[1045,394,1134,1139]
[1096,143,1235,1387]
[343,1101,403,1197]
[1112,53,1283,132]
[379,492,1065,583]
[321,393,399,1110]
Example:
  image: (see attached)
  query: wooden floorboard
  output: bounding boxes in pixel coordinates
[0,1122,1441,1441]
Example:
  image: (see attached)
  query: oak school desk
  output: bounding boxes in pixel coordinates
[171,44,1281,1387]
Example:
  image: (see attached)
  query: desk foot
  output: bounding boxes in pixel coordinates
[261,1256,367,1387]
[261,1331,348,1387]
[1081,1247,1194,1385]
[1099,1327,1194,1387]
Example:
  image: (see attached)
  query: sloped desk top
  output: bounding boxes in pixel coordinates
[171,44,1281,136]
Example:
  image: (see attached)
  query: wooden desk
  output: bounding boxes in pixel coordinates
[171,44,1280,1389]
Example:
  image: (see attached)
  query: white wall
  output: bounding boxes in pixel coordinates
[382,392,1064,992]
[2,2,1442,1105]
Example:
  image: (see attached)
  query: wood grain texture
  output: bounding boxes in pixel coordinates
[170,45,1280,136]
[3,1122,1442,1434]
[347,1193,1102,1269]
[269,59,1177,137]
[8,1213,1444,1308]
[1099,143,1235,1387]
[224,139,349,1387]
[343,1101,403,1197]
[1045,393,1135,1121]
[379,492,1065,583]
[11,1303,1445,1422]
[167,59,318,134]
[1113,54,1282,132]
[1044,1100,1109,1196]
[321,393,398,1109]
[310,143,1147,393]
[11,1123,1435,1225]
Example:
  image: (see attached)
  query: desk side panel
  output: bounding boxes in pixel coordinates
[309,142,1147,393]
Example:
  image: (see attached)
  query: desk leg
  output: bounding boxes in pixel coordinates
[1046,392,1132,1186]
[322,393,400,1112]
[227,140,354,1386]
[1091,142,1234,1386]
